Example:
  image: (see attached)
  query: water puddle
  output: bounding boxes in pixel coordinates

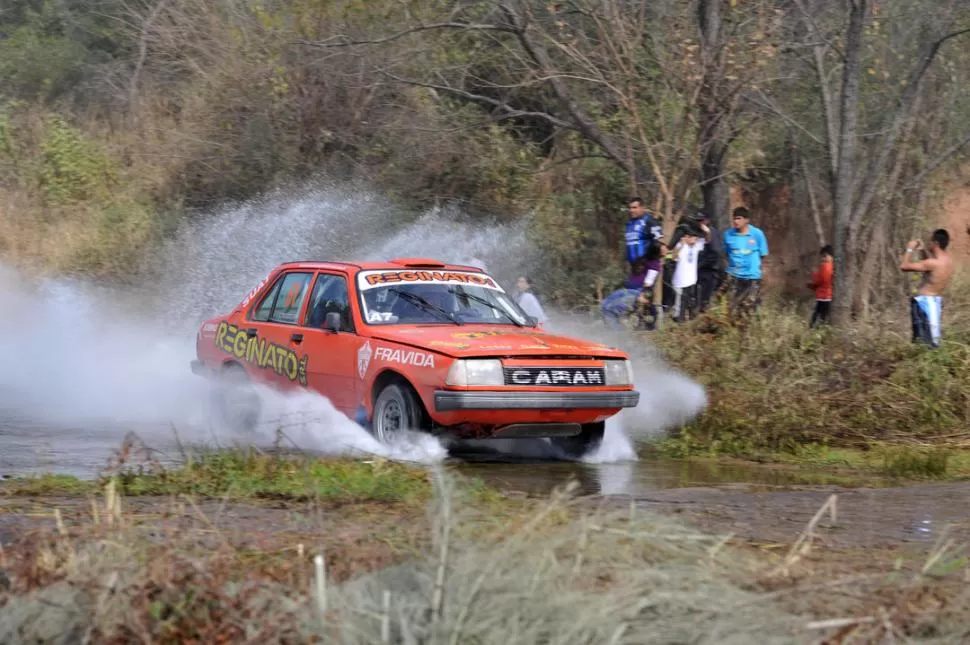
[454,452,887,498]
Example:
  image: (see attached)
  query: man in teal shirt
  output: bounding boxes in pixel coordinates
[720,206,769,320]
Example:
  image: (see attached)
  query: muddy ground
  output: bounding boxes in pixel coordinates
[3,479,969,575]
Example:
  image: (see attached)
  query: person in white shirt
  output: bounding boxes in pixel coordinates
[671,231,704,322]
[515,276,548,325]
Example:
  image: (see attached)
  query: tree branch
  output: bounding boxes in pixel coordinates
[794,0,839,181]
[127,0,170,116]
[380,71,578,131]
[500,1,633,174]
[903,129,970,190]
[743,90,824,146]
[850,27,970,231]
[294,22,517,49]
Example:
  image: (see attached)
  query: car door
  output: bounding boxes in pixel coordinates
[299,272,360,416]
[243,270,315,390]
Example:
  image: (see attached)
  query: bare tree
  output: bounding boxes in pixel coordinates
[306,0,780,230]
[789,0,970,323]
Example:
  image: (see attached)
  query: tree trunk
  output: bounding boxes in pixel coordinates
[700,139,730,231]
[830,0,869,324]
[697,0,730,231]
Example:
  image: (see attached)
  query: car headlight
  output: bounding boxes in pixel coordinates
[604,359,634,386]
[445,359,504,386]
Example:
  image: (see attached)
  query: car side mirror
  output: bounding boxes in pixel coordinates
[324,312,342,333]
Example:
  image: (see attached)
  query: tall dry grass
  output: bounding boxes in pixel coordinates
[1,471,968,644]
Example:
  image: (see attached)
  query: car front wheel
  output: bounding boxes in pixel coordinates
[371,383,423,444]
[551,421,605,459]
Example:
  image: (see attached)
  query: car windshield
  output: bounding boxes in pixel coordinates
[357,269,534,326]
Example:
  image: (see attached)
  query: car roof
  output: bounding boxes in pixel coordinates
[275,258,487,274]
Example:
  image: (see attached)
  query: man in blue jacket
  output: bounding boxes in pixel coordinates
[625,197,665,267]
[720,206,768,321]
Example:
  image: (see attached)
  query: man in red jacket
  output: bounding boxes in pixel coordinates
[808,245,834,328]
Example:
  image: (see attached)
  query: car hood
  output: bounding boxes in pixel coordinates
[367,325,627,359]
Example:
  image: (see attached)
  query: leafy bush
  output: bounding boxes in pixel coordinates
[655,298,970,454]
[39,114,117,204]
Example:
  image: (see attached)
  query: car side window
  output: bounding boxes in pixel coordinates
[250,272,313,325]
[251,278,284,322]
[304,273,354,332]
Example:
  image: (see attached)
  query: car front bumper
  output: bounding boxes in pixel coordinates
[434,390,640,411]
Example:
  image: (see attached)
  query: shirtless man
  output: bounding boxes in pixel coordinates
[899,228,953,348]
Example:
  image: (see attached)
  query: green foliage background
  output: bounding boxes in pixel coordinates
[1,0,969,300]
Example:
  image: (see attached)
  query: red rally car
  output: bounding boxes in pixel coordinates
[191,258,640,456]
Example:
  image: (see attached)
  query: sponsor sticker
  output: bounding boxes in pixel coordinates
[508,368,604,386]
[357,270,502,292]
[451,329,544,340]
[357,340,373,380]
[374,346,436,368]
[428,340,471,350]
[241,273,271,308]
[214,321,308,386]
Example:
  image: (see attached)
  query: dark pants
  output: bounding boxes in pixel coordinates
[697,270,720,312]
[810,300,831,328]
[718,274,762,321]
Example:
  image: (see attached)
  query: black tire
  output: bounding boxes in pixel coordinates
[551,421,605,459]
[212,363,261,434]
[371,383,423,444]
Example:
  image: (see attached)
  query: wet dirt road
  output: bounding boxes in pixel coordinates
[3,418,970,550]
[461,460,970,549]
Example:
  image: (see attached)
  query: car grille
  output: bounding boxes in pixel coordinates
[503,367,606,387]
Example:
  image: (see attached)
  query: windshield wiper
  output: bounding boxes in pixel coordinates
[387,288,463,325]
[448,288,525,327]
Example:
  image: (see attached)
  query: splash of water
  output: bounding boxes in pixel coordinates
[147,183,537,330]
[536,312,708,463]
[0,181,704,474]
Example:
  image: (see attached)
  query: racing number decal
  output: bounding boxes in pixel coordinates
[214,321,308,386]
[283,281,303,309]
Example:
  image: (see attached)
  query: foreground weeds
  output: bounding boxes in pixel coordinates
[1,443,432,505]
[1,475,968,644]
[654,297,970,466]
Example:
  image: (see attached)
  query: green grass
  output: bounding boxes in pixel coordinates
[0,450,436,504]
[0,473,94,496]
[652,296,970,461]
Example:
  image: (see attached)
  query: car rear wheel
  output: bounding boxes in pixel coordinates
[372,383,423,444]
[212,363,261,434]
[551,421,605,459]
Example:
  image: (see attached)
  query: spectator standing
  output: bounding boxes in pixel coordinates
[807,245,834,328]
[696,212,722,311]
[624,197,664,268]
[671,230,704,322]
[514,276,548,325]
[719,206,769,321]
[899,229,954,348]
